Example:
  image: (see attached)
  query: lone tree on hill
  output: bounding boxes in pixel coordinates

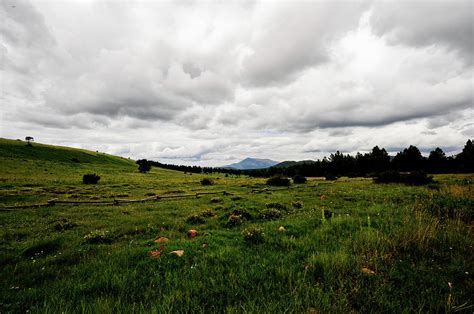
[136,159,151,173]
[25,136,34,146]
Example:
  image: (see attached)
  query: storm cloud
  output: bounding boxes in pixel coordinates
[1,0,472,166]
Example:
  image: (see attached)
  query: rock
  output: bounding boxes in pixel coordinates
[361,267,376,276]
[170,250,184,257]
[202,242,208,248]
[148,250,162,258]
[154,236,169,243]
[278,226,286,232]
[187,229,198,238]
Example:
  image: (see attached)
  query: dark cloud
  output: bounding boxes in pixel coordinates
[371,1,473,62]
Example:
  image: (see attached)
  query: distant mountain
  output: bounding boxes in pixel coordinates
[273,160,315,168]
[222,157,279,170]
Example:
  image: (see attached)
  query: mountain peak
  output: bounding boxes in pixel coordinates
[222,157,279,170]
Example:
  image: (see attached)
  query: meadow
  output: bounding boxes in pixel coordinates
[0,138,472,313]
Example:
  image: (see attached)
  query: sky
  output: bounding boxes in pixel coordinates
[1,0,473,166]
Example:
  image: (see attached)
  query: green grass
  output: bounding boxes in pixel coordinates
[0,138,473,312]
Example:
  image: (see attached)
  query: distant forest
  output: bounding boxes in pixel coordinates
[138,139,474,178]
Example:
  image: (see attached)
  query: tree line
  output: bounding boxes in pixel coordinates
[137,139,473,177]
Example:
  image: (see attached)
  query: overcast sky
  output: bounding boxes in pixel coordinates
[1,0,472,166]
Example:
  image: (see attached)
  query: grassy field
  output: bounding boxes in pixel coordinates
[0,138,473,313]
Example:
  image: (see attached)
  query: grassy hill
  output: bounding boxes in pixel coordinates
[0,138,133,166]
[0,138,473,312]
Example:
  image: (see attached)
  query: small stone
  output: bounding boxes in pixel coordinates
[170,250,184,257]
[154,236,169,243]
[278,226,286,232]
[148,250,162,258]
[187,229,198,238]
[202,242,209,248]
[361,267,376,276]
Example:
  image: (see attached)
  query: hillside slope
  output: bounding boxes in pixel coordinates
[0,138,133,166]
[0,138,143,187]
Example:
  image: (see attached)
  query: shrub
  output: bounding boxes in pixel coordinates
[82,173,100,184]
[293,174,307,184]
[231,208,252,220]
[199,209,215,217]
[291,200,303,209]
[231,196,243,201]
[325,174,337,181]
[136,159,151,173]
[186,214,206,224]
[53,219,76,231]
[266,175,290,186]
[258,208,282,220]
[322,209,333,219]
[373,171,401,184]
[71,157,80,163]
[242,227,264,244]
[374,171,433,186]
[22,239,61,257]
[210,197,223,203]
[226,214,243,227]
[403,171,434,186]
[265,202,288,211]
[200,178,213,186]
[138,162,151,173]
[84,230,112,244]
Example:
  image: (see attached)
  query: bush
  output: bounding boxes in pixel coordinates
[231,208,252,220]
[186,214,206,224]
[374,171,433,186]
[404,171,434,185]
[325,174,337,181]
[199,209,215,217]
[82,173,100,184]
[265,202,288,211]
[200,178,214,186]
[291,200,303,209]
[226,214,243,227]
[84,230,112,244]
[71,157,80,163]
[323,209,333,219]
[258,208,282,220]
[138,162,151,173]
[293,174,307,184]
[373,171,401,184]
[53,219,76,231]
[242,227,264,244]
[210,197,223,203]
[266,175,290,186]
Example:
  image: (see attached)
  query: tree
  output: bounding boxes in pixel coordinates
[136,159,151,173]
[392,145,426,171]
[25,136,34,146]
[368,146,390,173]
[428,147,447,173]
[456,139,474,173]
